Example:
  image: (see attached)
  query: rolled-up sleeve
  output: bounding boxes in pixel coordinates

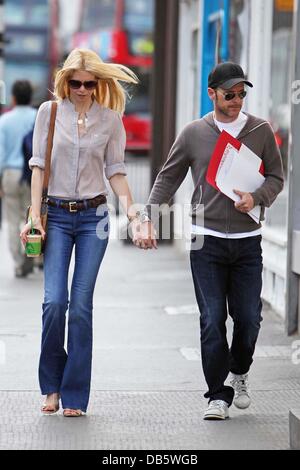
[104,112,127,179]
[28,101,51,170]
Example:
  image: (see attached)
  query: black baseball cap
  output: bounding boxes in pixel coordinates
[208,62,253,90]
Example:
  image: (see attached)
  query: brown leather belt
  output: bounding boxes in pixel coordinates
[47,194,107,213]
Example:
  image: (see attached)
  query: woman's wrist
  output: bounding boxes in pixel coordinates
[127,212,138,223]
[127,210,151,224]
[31,214,41,224]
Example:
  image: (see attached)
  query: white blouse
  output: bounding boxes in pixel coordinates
[29,98,127,200]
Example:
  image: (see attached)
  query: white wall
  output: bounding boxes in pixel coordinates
[247,0,273,120]
[58,0,82,53]
[58,0,82,35]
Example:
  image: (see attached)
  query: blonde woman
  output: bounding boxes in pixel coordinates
[20,48,156,417]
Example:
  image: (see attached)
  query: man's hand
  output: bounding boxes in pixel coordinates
[233,190,255,213]
[131,219,157,250]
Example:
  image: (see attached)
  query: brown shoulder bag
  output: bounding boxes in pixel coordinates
[26,101,57,254]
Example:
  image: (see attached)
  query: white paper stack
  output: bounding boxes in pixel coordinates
[215,143,265,224]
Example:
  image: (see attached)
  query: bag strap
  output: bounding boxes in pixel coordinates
[42,101,58,198]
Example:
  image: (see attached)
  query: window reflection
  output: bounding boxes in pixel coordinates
[5,0,49,27]
[81,0,116,31]
[124,0,154,32]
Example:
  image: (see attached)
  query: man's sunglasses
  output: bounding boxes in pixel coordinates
[68,79,98,90]
[217,89,247,101]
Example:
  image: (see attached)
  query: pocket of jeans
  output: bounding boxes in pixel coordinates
[47,204,65,220]
[47,204,58,215]
[242,236,262,258]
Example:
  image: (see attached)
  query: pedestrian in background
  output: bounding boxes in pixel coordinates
[133,62,284,420]
[20,48,153,417]
[0,80,37,277]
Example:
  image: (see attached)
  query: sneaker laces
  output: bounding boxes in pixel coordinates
[209,400,227,409]
[231,374,249,395]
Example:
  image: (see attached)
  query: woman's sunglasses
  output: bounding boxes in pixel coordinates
[217,89,247,101]
[68,79,98,90]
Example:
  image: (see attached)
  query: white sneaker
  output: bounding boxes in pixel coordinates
[203,400,229,420]
[230,373,251,409]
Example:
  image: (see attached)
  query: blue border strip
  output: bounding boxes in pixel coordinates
[200,0,230,117]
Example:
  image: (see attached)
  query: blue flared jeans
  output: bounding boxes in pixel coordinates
[39,200,109,412]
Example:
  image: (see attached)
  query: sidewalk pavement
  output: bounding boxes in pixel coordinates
[0,217,299,450]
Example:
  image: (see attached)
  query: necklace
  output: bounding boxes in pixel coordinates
[75,98,93,124]
[77,113,88,125]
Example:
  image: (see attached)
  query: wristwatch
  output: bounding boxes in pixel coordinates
[128,210,151,224]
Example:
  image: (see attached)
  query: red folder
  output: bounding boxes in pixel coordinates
[206,131,265,191]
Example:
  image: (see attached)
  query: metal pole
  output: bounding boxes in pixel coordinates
[150,0,179,243]
[151,0,179,184]
[286,0,300,335]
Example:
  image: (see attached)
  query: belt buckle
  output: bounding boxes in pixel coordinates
[69,201,77,213]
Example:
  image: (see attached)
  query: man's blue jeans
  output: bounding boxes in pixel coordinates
[39,201,109,412]
[190,235,263,406]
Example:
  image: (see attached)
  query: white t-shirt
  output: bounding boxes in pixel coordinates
[214,111,248,137]
[191,112,262,239]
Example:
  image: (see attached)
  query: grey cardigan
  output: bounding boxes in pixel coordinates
[146,112,284,233]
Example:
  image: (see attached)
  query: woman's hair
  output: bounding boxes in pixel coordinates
[53,48,139,114]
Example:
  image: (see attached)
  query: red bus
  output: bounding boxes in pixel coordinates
[72,0,154,153]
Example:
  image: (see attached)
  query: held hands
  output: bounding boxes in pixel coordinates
[20,216,46,246]
[233,190,254,214]
[130,219,158,250]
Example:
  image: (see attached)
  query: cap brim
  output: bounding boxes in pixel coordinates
[220,78,253,89]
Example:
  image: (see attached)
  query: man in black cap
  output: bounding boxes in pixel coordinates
[133,62,284,420]
[207,62,253,141]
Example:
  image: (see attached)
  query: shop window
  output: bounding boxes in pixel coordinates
[270,0,294,177]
